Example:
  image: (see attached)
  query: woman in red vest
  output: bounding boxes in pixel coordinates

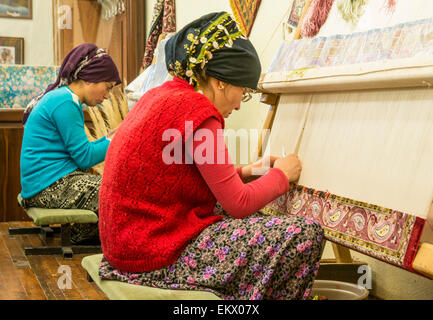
[98,12,324,300]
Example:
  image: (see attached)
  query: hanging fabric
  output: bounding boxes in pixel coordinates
[300,0,335,38]
[97,0,125,21]
[141,0,176,71]
[229,0,262,37]
[336,0,368,27]
[383,0,397,14]
[287,0,312,29]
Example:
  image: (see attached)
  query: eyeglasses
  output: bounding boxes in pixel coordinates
[242,89,255,103]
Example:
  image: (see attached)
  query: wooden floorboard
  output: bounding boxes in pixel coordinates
[0,222,108,300]
[0,223,29,299]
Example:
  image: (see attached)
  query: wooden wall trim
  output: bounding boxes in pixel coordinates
[0,109,24,123]
[0,108,93,123]
[126,0,146,84]
[0,109,26,221]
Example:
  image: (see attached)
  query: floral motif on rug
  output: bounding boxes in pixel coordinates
[229,0,262,36]
[261,184,425,272]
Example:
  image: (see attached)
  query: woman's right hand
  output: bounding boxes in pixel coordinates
[273,154,302,182]
[107,127,117,140]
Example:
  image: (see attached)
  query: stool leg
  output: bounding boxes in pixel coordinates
[86,272,94,283]
[9,225,61,236]
[9,227,42,235]
[61,224,73,259]
[50,226,62,233]
[24,247,63,255]
[71,245,102,254]
[39,225,52,244]
[61,224,72,246]
[62,247,73,259]
[41,226,56,238]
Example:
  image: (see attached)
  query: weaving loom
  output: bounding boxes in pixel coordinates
[257,17,433,279]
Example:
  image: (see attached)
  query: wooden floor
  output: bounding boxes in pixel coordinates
[0,221,108,300]
[1,221,381,301]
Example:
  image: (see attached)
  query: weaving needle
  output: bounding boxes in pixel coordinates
[282,146,287,158]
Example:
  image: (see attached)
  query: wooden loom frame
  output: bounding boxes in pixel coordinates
[255,56,433,279]
[254,5,433,277]
[256,92,357,267]
[256,5,358,267]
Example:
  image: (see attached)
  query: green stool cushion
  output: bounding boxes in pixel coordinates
[25,207,99,225]
[81,254,221,300]
[18,194,98,225]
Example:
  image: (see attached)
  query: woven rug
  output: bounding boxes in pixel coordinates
[229,0,261,36]
[261,184,425,272]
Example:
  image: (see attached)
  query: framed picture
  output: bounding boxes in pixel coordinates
[0,37,24,64]
[0,0,32,19]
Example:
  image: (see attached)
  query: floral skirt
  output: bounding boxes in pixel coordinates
[21,170,101,244]
[99,207,325,300]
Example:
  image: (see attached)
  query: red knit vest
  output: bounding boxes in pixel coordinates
[99,77,225,272]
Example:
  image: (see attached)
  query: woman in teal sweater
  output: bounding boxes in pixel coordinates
[20,43,121,244]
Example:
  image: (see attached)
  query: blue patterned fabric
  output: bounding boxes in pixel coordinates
[0,64,59,108]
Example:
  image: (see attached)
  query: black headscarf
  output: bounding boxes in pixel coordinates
[165,12,261,90]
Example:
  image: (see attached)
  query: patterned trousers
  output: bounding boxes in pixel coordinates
[21,170,101,244]
[99,208,325,300]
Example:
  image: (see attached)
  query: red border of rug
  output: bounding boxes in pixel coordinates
[404,217,425,271]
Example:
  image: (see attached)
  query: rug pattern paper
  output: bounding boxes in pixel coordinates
[268,17,433,72]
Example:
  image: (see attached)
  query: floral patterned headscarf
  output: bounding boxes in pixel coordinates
[165,11,261,90]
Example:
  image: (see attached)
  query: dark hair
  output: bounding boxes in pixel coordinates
[195,66,210,89]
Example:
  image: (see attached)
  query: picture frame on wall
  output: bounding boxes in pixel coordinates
[0,37,24,64]
[0,0,32,19]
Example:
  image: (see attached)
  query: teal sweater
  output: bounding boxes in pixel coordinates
[20,86,110,199]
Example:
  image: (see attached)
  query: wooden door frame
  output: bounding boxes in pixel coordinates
[125,0,146,84]
[52,0,146,84]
